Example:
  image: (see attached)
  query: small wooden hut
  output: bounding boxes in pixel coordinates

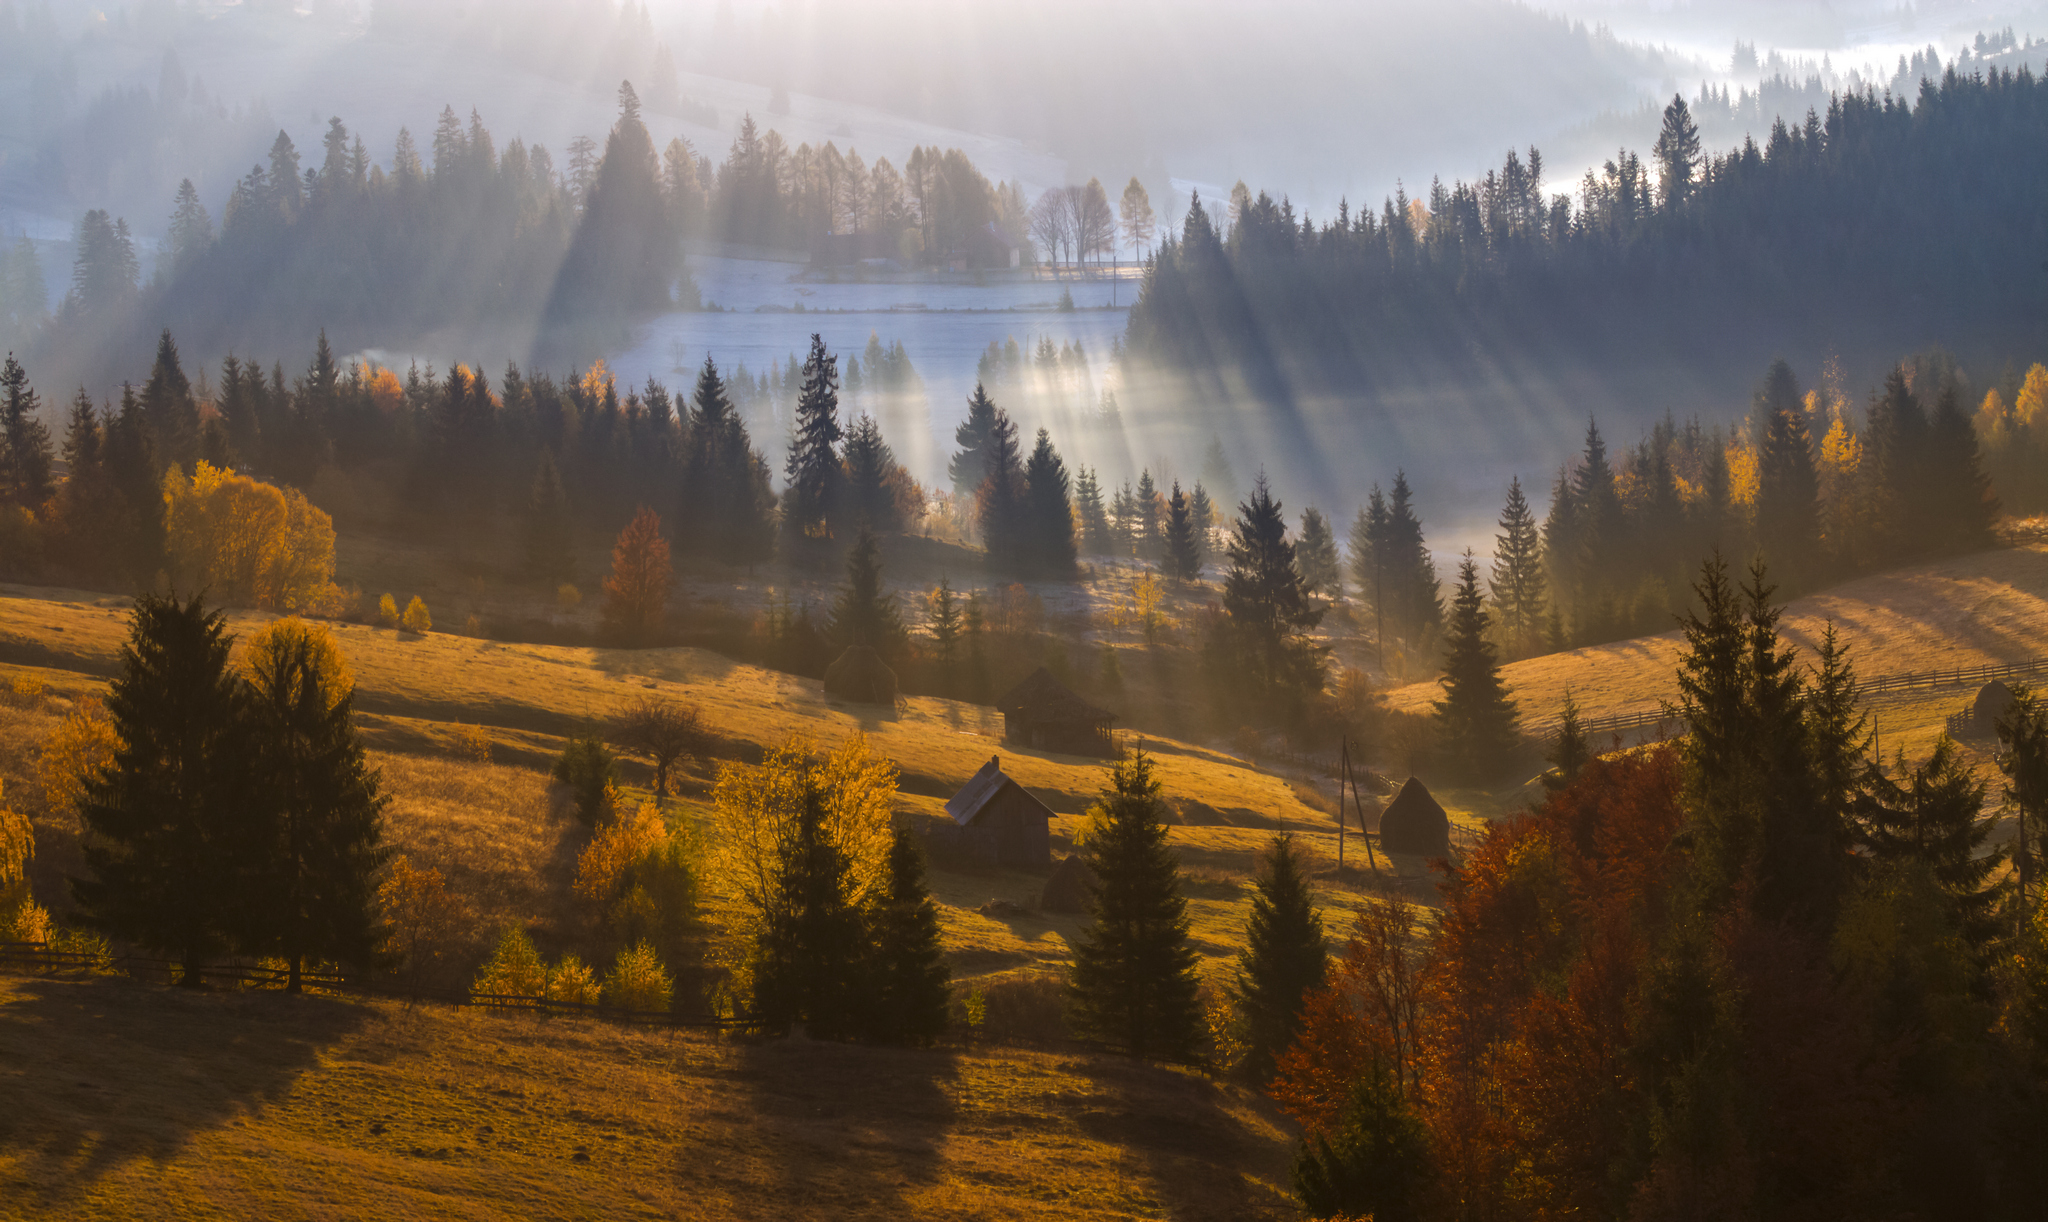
[995,667,1117,757]
[942,755,1054,868]
[1378,777,1452,858]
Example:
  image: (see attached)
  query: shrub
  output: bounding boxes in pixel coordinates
[603,941,673,1014]
[456,723,492,764]
[241,618,352,706]
[9,672,45,705]
[553,736,617,826]
[557,583,582,611]
[378,593,400,627]
[953,970,1070,1044]
[401,595,432,634]
[547,954,601,1007]
[34,698,117,819]
[162,461,335,611]
[474,926,547,1003]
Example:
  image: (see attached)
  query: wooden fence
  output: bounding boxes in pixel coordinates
[0,942,748,1029]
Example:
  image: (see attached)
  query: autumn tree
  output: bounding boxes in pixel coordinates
[163,462,336,612]
[612,695,709,799]
[601,506,673,646]
[379,855,466,1002]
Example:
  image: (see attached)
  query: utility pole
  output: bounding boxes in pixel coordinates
[1337,737,1348,871]
[1346,750,1379,873]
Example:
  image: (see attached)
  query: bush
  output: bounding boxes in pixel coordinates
[952,970,1070,1044]
[546,954,601,1007]
[474,926,547,1004]
[603,941,673,1014]
[378,593,400,627]
[163,461,335,610]
[557,583,582,611]
[401,595,432,634]
[553,736,617,826]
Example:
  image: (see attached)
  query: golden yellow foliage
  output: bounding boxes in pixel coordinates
[162,461,336,611]
[546,954,600,1006]
[1820,417,1863,479]
[241,617,353,709]
[582,359,615,401]
[2018,363,2048,429]
[474,926,548,1002]
[4,898,52,943]
[379,855,467,993]
[602,941,673,1013]
[401,596,432,634]
[0,781,31,892]
[575,801,669,906]
[1978,388,2012,443]
[9,673,44,704]
[365,365,405,414]
[34,697,117,818]
[378,593,400,627]
[1725,440,1759,507]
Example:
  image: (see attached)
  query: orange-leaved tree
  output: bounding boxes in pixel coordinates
[601,505,672,646]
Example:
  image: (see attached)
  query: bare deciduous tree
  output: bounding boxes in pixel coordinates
[612,695,712,798]
[1029,188,1073,270]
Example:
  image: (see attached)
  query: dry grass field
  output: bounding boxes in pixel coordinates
[0,975,1295,1221]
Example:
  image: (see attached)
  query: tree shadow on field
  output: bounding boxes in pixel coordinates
[716,1036,959,1218]
[1072,1057,1290,1222]
[0,978,369,1207]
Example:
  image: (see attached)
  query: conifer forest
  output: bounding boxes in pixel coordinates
[6,3,2048,1220]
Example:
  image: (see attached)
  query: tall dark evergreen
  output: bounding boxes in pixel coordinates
[1865,366,1931,557]
[1231,833,1327,1082]
[828,527,905,656]
[1218,476,1327,714]
[523,453,574,584]
[1651,92,1702,209]
[1567,422,1625,637]
[973,398,1027,570]
[841,414,906,533]
[1075,467,1114,555]
[1021,428,1077,577]
[1069,749,1203,1061]
[1383,472,1441,654]
[1925,381,1999,554]
[752,782,865,1038]
[1135,469,1162,560]
[948,383,1002,499]
[1162,481,1200,581]
[1544,687,1591,789]
[245,629,392,990]
[1292,1066,1430,1222]
[1295,507,1341,598]
[71,595,255,985]
[1189,483,1215,572]
[861,828,951,1045]
[1862,735,2006,951]
[0,353,52,508]
[781,333,843,549]
[1435,552,1519,782]
[680,357,776,565]
[139,329,199,471]
[544,81,685,322]
[1754,376,1822,586]
[1489,477,1547,660]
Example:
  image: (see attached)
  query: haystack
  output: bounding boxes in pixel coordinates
[823,645,898,705]
[1378,777,1452,857]
[1039,853,1099,913]
[1974,680,2015,733]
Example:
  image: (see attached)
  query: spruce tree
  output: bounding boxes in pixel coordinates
[829,527,905,656]
[1231,833,1327,1081]
[71,594,255,985]
[973,400,1027,570]
[1163,481,1200,581]
[1925,382,1998,554]
[1865,367,1930,557]
[782,333,844,549]
[1075,467,1113,555]
[927,575,962,684]
[948,383,1002,499]
[1808,623,1872,835]
[1384,472,1441,654]
[1219,476,1328,712]
[1069,748,1203,1061]
[1296,507,1341,598]
[1568,422,1623,629]
[0,354,52,509]
[1540,465,1580,630]
[1292,1066,1430,1222]
[862,827,951,1045]
[681,357,776,565]
[1544,687,1591,789]
[1022,427,1077,577]
[1135,469,1162,560]
[139,329,199,471]
[1864,735,2006,950]
[1434,552,1519,782]
[841,413,905,533]
[1189,483,1215,571]
[523,453,573,585]
[1489,477,1547,660]
[753,782,865,1038]
[245,626,391,990]
[1755,399,1822,588]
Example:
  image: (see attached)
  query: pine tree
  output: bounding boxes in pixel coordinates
[1489,477,1547,660]
[1435,552,1519,782]
[244,624,391,990]
[841,413,905,533]
[862,827,950,1045]
[681,358,776,565]
[1864,735,2006,950]
[1022,428,1077,577]
[1755,397,1822,588]
[1135,469,1162,560]
[140,329,199,471]
[1540,465,1580,627]
[1925,382,1998,554]
[1189,483,1215,571]
[1219,476,1328,712]
[1296,507,1341,598]
[1349,490,1390,653]
[829,527,906,655]
[1568,422,1623,632]
[1231,833,1327,1081]
[753,781,865,1038]
[927,576,962,683]
[1865,367,1930,557]
[949,382,1002,499]
[0,354,52,508]
[1543,687,1590,789]
[1652,93,1702,209]
[1068,749,1204,1061]
[70,594,255,985]
[781,333,843,549]
[1075,467,1114,555]
[1808,623,1872,836]
[974,400,1027,571]
[523,453,573,585]
[600,506,673,646]
[1384,473,1441,655]
[1163,481,1200,581]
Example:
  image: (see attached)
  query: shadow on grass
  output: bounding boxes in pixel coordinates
[0,977,371,1205]
[721,1036,960,1215]
[1072,1056,1290,1222]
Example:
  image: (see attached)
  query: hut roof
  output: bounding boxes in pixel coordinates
[823,645,898,706]
[996,667,1116,726]
[944,755,1055,826]
[1378,777,1452,857]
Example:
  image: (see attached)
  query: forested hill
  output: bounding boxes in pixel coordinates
[1125,67,2048,418]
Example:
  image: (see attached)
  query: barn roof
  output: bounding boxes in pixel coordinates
[944,755,1055,826]
[996,667,1116,726]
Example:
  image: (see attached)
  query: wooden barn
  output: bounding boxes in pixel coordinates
[995,667,1117,757]
[942,755,1054,869]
